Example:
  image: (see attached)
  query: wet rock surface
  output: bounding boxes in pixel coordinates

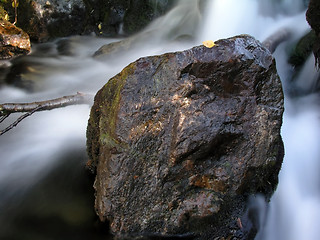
[87,35,284,239]
[0,20,30,59]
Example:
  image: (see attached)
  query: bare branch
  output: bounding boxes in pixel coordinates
[0,114,10,123]
[0,106,41,136]
[0,92,93,115]
[262,28,292,54]
[0,92,94,136]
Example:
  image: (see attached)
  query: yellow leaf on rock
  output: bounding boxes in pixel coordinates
[202,40,216,48]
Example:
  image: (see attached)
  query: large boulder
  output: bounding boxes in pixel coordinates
[87,35,284,239]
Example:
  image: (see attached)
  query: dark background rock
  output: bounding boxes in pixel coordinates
[87,35,284,239]
[0,0,87,42]
[0,0,175,41]
[83,0,175,37]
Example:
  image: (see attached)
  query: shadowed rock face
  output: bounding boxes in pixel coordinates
[87,35,284,240]
[83,0,174,36]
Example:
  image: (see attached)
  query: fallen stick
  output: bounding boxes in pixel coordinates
[262,28,292,54]
[0,106,42,136]
[0,92,93,115]
[0,92,94,136]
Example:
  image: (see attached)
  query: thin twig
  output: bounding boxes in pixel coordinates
[0,114,9,123]
[0,106,41,136]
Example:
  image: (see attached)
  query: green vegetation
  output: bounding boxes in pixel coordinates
[0,4,8,20]
[99,62,134,145]
[0,0,18,23]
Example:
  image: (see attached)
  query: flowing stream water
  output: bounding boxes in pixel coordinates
[0,0,318,239]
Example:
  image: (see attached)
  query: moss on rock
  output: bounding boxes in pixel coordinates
[86,62,135,173]
[0,4,8,21]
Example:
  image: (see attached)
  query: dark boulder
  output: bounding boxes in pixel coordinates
[0,20,30,59]
[87,35,284,239]
[1,0,87,42]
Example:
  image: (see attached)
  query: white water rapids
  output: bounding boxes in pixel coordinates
[0,0,318,239]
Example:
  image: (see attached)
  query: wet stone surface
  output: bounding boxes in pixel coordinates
[0,20,30,59]
[87,35,284,240]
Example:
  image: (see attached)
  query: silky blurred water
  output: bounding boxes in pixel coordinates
[0,0,317,239]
